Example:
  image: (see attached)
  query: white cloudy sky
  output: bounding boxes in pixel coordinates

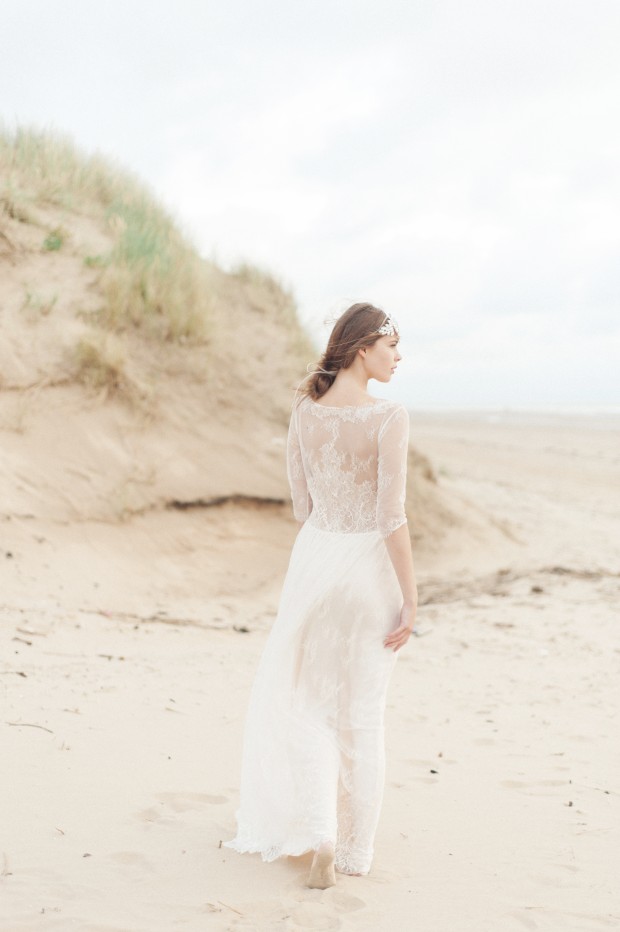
[3,0,619,408]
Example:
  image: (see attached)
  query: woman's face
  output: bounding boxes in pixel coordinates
[362,334,402,382]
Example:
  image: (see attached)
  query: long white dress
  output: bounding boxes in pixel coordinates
[224,392,410,875]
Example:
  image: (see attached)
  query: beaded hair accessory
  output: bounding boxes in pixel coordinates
[376,313,399,335]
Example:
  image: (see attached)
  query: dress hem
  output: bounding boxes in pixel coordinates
[223,836,373,874]
[222,837,321,863]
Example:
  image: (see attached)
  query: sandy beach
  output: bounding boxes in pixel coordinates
[0,410,618,931]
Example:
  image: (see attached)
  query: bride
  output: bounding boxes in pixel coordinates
[224,302,418,888]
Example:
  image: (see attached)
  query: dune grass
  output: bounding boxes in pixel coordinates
[0,125,211,343]
[0,125,315,407]
[73,331,151,405]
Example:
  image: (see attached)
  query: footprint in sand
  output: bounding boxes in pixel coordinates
[276,881,367,930]
[288,902,343,930]
[331,891,365,913]
[156,791,227,811]
[136,792,227,823]
[135,805,167,823]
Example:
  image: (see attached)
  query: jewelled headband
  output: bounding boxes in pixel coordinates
[376,313,399,336]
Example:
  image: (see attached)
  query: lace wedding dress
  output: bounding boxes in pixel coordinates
[224,392,410,874]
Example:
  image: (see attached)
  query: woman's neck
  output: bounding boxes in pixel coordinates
[321,366,370,404]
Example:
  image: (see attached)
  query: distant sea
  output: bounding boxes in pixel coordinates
[407,406,620,431]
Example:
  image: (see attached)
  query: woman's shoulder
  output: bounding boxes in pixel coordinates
[377,400,410,437]
[291,389,311,411]
[290,390,407,421]
[379,398,407,411]
[377,398,409,418]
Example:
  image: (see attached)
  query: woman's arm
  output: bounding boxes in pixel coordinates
[383,523,418,652]
[376,405,418,651]
[286,397,312,523]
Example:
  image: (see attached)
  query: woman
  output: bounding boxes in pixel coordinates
[224,302,418,889]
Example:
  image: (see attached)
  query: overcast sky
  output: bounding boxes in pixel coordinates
[3,0,619,408]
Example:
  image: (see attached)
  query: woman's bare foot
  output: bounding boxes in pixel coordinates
[306,840,336,889]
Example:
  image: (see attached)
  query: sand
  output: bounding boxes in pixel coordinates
[1,410,619,931]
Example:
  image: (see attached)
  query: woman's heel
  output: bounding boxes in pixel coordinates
[306,840,336,889]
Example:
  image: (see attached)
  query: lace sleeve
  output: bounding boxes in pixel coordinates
[286,400,312,522]
[376,404,409,538]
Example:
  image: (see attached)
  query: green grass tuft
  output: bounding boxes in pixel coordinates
[43,227,64,251]
[0,125,212,344]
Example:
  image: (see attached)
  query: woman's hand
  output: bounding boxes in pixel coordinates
[383,602,416,652]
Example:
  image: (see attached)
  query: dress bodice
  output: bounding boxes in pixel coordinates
[286,394,409,537]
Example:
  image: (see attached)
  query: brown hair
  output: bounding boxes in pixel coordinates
[299,302,392,401]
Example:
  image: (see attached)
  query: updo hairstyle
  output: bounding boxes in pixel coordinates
[300,302,390,401]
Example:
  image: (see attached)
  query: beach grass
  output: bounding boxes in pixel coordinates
[0,125,315,406]
[0,125,211,343]
[72,331,151,405]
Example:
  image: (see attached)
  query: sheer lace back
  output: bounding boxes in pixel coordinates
[287,395,409,538]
